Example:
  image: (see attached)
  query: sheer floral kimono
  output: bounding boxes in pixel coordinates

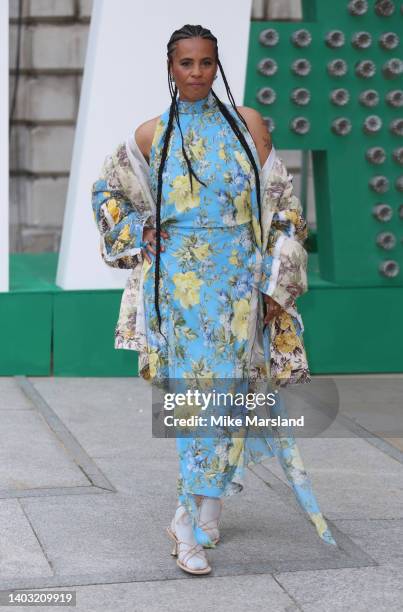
[91,90,337,549]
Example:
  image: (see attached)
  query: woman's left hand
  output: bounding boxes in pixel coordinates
[262,293,284,324]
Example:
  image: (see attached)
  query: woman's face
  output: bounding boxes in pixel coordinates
[168,37,217,101]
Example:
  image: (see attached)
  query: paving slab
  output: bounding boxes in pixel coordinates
[1,573,299,612]
[10,463,371,592]
[261,436,403,520]
[332,518,403,568]
[30,377,154,459]
[336,376,403,438]
[0,499,53,581]
[0,378,36,411]
[0,374,400,609]
[0,409,89,491]
[275,564,403,612]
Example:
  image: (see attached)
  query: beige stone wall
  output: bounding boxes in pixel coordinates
[9,0,91,252]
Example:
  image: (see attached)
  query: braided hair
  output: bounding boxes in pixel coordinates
[153,24,263,345]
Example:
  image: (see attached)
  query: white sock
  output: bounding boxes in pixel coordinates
[172,505,209,571]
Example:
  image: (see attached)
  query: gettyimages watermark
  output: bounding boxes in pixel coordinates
[150,377,343,438]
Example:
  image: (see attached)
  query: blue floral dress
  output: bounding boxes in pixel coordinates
[143,90,337,549]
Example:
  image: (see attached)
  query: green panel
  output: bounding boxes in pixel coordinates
[10,252,61,292]
[0,291,52,375]
[53,290,138,377]
[245,9,403,287]
[2,253,401,376]
[299,285,403,374]
[301,0,316,21]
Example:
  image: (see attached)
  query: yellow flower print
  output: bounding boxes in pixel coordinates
[218,142,227,161]
[152,119,165,150]
[278,310,292,331]
[234,190,251,224]
[289,447,306,472]
[174,399,201,432]
[229,248,239,265]
[231,298,250,341]
[285,210,299,225]
[117,223,130,243]
[235,150,252,175]
[173,271,204,308]
[311,512,331,540]
[148,352,160,378]
[142,256,153,281]
[189,137,206,160]
[106,198,120,224]
[190,244,210,261]
[168,175,200,212]
[274,330,299,354]
[228,436,245,466]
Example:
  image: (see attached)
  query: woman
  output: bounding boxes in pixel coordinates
[92,24,337,576]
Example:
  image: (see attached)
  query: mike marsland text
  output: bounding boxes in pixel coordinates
[164,415,305,427]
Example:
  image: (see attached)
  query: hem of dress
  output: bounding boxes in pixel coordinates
[186,480,244,499]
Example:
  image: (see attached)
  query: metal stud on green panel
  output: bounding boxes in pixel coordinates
[366,147,387,164]
[375,0,396,17]
[363,115,382,133]
[392,148,403,164]
[257,87,276,105]
[378,31,399,48]
[291,58,311,76]
[359,89,380,106]
[377,231,397,248]
[291,29,312,47]
[379,261,400,277]
[257,58,278,76]
[385,90,403,107]
[355,60,376,78]
[370,176,390,193]
[390,119,403,135]
[382,58,403,78]
[291,88,311,105]
[263,117,275,132]
[291,116,310,134]
[325,30,346,47]
[259,28,279,47]
[245,2,403,286]
[330,88,350,105]
[332,117,352,135]
[328,59,348,76]
[373,203,393,221]
[348,0,369,16]
[351,31,372,48]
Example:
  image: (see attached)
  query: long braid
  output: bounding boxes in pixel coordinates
[153,24,263,344]
[153,71,176,347]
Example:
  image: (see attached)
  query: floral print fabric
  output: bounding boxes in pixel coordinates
[141,91,337,548]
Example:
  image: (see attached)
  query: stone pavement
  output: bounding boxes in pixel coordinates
[0,374,402,611]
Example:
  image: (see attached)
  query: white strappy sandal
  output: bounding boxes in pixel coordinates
[166,505,212,575]
[198,496,223,546]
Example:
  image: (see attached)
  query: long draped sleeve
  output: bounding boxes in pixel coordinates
[258,161,309,311]
[91,143,154,269]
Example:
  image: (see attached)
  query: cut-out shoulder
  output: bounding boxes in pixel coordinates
[134,116,160,165]
[236,106,272,168]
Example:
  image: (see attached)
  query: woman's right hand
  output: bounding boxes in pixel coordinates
[141,227,170,263]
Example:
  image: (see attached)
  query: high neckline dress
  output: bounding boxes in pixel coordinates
[143,89,337,549]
